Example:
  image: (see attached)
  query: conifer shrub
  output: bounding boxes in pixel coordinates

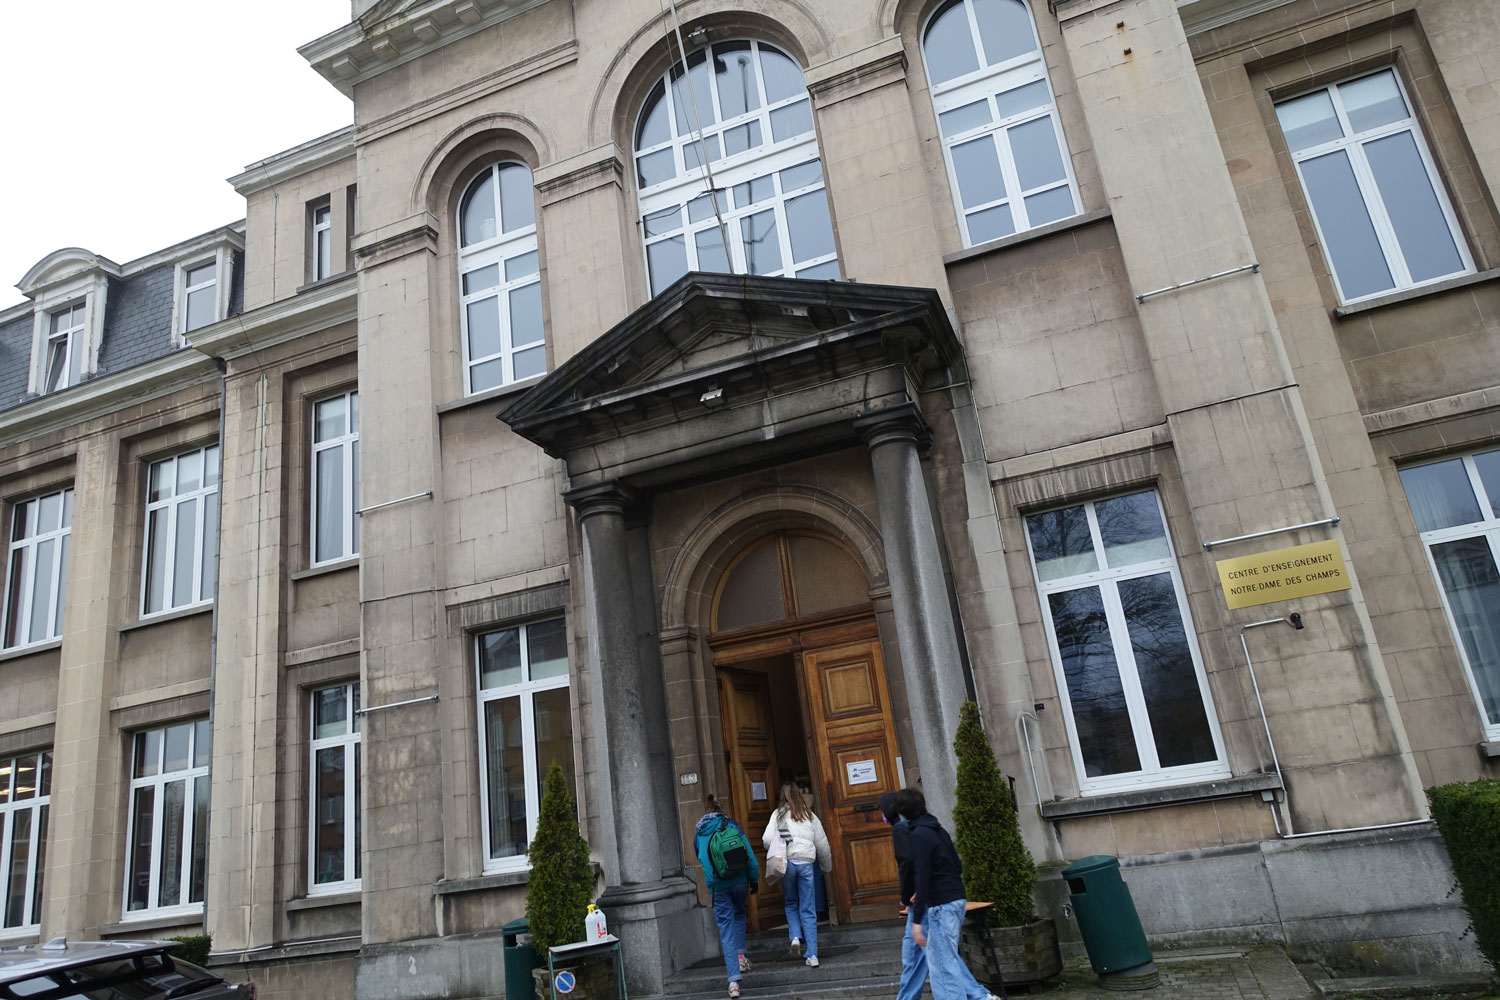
[1428,779,1500,971]
[526,762,595,954]
[953,700,1036,927]
[167,934,212,967]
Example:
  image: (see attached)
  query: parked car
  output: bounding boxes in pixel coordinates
[0,939,254,999]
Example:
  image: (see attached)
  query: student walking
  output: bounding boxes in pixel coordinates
[900,789,1001,1000]
[695,794,760,999]
[879,789,928,1000]
[762,782,832,967]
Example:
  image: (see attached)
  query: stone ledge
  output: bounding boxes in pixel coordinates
[1332,267,1500,318]
[433,870,531,895]
[1481,740,1500,759]
[286,890,361,911]
[1040,773,1282,820]
[942,208,1113,268]
[209,935,361,966]
[100,912,204,937]
[0,639,62,663]
[436,373,546,416]
[291,557,359,582]
[118,603,213,633]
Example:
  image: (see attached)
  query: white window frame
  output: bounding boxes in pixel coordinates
[457,162,544,395]
[1025,491,1230,795]
[308,683,361,894]
[1276,69,1473,304]
[1402,450,1500,741]
[0,750,51,937]
[3,488,73,650]
[171,245,232,344]
[633,39,840,293]
[312,203,333,281]
[40,304,85,395]
[476,618,573,875]
[311,391,360,566]
[140,445,220,618]
[24,264,110,395]
[122,721,210,921]
[921,0,1081,247]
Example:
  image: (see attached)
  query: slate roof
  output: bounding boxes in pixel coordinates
[0,244,245,415]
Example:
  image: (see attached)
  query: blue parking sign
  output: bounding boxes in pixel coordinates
[554,972,577,995]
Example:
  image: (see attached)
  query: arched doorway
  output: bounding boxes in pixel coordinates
[711,530,902,926]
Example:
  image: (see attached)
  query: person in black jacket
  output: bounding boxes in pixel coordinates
[899,789,1000,1000]
[879,790,927,1000]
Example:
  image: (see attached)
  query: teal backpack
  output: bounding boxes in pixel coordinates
[708,819,752,880]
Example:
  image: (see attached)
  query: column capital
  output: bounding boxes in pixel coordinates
[853,402,932,452]
[564,481,638,521]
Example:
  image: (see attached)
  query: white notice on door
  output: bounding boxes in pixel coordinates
[750,781,767,801]
[846,759,878,786]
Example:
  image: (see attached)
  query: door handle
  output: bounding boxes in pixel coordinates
[852,803,878,813]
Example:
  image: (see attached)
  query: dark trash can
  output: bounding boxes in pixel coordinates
[503,917,542,1000]
[1060,855,1158,990]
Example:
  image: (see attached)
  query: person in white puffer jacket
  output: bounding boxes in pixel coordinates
[761,782,832,967]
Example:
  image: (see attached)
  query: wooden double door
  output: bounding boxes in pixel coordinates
[717,625,903,927]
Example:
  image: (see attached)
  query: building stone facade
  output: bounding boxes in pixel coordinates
[1,0,1498,997]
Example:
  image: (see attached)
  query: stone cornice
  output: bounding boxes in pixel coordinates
[352,214,440,268]
[186,272,358,363]
[228,127,356,196]
[804,35,908,103]
[0,348,216,443]
[535,145,625,204]
[300,0,556,98]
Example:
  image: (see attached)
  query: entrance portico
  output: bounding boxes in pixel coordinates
[500,273,974,989]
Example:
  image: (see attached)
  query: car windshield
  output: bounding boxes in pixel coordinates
[5,954,224,1000]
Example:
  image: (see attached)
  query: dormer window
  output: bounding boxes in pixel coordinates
[42,304,85,394]
[182,262,218,334]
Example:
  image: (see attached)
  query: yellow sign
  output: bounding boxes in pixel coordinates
[1215,538,1350,610]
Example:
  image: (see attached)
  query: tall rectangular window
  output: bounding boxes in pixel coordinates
[125,720,210,918]
[181,261,217,334]
[312,204,333,281]
[1025,491,1228,793]
[477,618,574,871]
[310,683,361,892]
[312,392,359,565]
[42,305,85,394]
[142,446,219,617]
[3,488,73,650]
[0,750,51,933]
[1275,69,1471,303]
[1399,449,1500,740]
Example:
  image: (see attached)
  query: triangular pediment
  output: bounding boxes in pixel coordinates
[500,273,959,460]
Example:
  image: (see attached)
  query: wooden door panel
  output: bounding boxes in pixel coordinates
[718,669,784,930]
[802,639,902,922]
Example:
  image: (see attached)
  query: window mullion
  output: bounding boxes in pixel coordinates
[1347,140,1411,287]
[0,810,13,927]
[344,437,356,559]
[17,540,37,646]
[1100,579,1159,773]
[521,690,540,846]
[147,775,165,912]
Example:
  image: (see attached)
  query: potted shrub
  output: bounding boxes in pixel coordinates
[527,762,596,999]
[952,701,1062,986]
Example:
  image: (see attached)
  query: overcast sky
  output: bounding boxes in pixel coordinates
[0,0,355,308]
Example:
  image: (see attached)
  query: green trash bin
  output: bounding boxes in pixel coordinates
[503,917,542,1000]
[1060,856,1158,990]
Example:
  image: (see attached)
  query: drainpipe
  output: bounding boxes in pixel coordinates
[200,356,228,939]
[1240,613,1432,840]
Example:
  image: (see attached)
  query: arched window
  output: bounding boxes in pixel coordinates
[634,40,840,296]
[922,0,1080,246]
[712,531,868,633]
[457,162,544,395]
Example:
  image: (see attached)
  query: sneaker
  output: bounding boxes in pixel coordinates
[789,938,801,958]
[738,954,752,974]
[805,956,819,968]
[728,981,740,999]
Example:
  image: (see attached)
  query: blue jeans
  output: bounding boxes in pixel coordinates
[713,882,749,982]
[920,899,990,1000]
[898,908,930,1000]
[783,860,819,958]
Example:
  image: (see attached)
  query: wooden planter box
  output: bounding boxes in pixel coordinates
[960,915,1063,987]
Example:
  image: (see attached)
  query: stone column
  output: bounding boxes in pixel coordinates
[855,403,968,826]
[565,482,700,995]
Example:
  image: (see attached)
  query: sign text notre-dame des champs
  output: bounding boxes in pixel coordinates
[1214,538,1351,610]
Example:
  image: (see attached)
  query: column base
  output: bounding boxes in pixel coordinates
[598,875,707,995]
